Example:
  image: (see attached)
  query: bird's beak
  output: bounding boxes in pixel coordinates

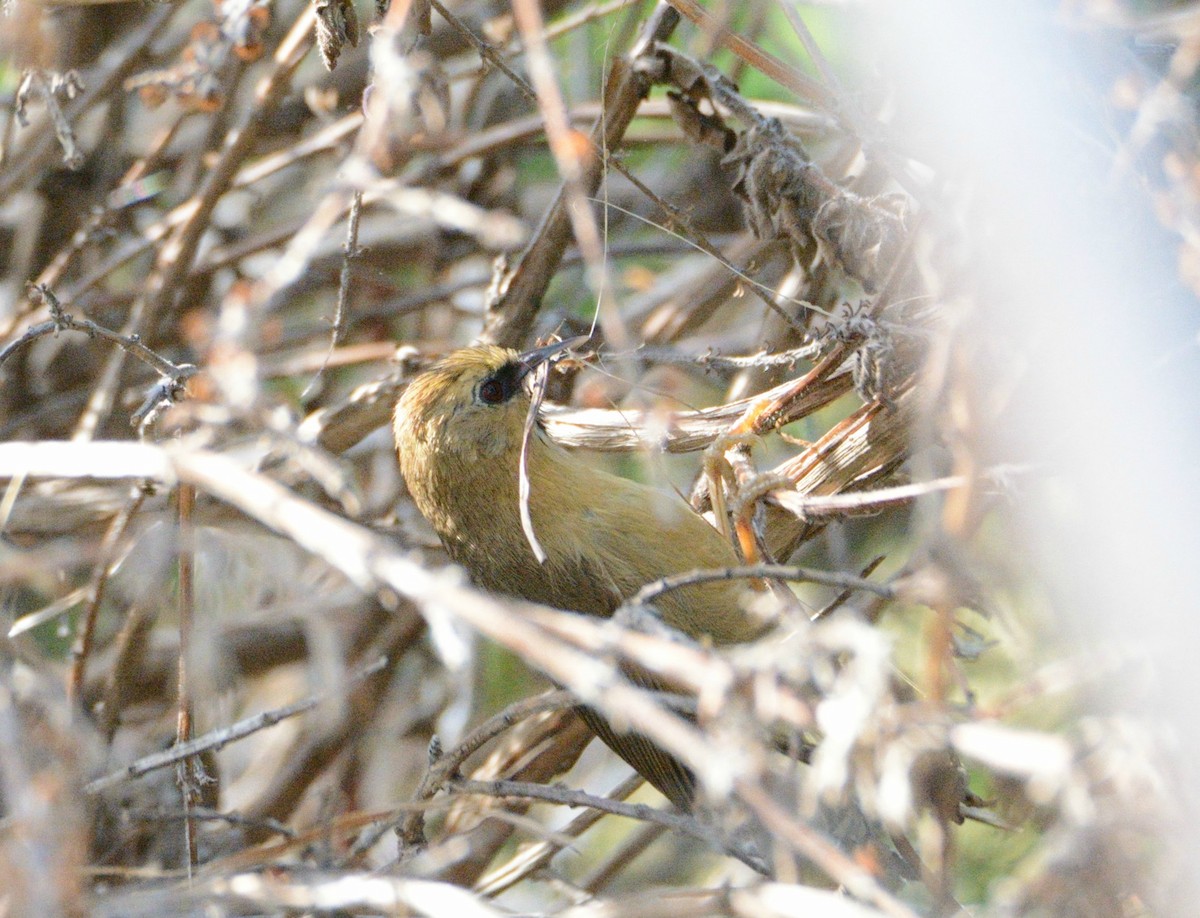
[515,335,590,382]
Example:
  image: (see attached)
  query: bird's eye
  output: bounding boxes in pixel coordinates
[478,377,506,405]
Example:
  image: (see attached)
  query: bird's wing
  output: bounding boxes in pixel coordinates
[574,676,697,811]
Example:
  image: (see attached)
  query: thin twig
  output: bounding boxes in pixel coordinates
[770,475,971,521]
[72,11,315,440]
[85,656,390,795]
[67,483,151,706]
[97,602,158,743]
[473,774,645,897]
[398,690,579,850]
[813,555,888,622]
[579,820,669,893]
[1,285,196,384]
[663,0,835,113]
[30,121,184,303]
[626,562,895,610]
[509,0,610,303]
[0,8,177,202]
[778,1,841,93]
[480,2,682,346]
[302,190,363,400]
[590,193,819,329]
[125,805,297,841]
[175,482,199,876]
[735,779,920,918]
[448,777,737,861]
[429,0,535,101]
[621,343,823,372]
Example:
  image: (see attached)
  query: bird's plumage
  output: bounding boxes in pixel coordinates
[395,344,766,806]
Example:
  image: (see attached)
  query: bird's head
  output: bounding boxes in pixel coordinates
[395,338,584,460]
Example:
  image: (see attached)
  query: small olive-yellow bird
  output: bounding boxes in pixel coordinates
[394,339,766,808]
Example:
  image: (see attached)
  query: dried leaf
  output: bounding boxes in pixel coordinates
[315,0,360,71]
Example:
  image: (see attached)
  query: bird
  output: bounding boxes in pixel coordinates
[393,338,768,809]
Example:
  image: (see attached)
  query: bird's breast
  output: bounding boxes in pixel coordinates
[399,423,763,640]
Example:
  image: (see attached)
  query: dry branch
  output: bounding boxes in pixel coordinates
[0,2,1182,914]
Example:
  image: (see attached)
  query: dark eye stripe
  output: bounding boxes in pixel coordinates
[477,361,524,405]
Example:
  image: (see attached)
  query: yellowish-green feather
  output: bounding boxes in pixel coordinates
[395,346,766,808]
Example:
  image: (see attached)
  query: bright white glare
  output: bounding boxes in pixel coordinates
[861,0,1200,900]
